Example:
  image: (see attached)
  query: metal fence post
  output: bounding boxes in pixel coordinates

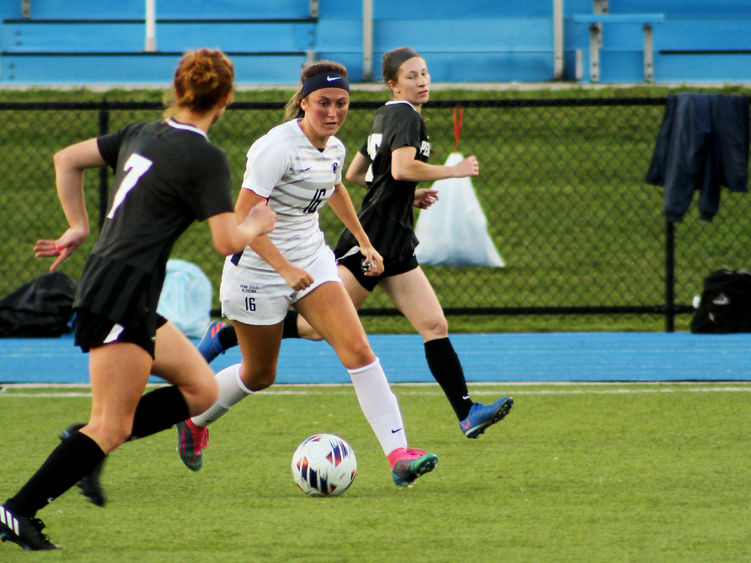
[362,0,373,81]
[97,101,109,230]
[553,0,564,79]
[665,218,675,332]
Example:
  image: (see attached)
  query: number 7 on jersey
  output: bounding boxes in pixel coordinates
[107,153,153,219]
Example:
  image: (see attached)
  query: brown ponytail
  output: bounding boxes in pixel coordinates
[165,48,234,117]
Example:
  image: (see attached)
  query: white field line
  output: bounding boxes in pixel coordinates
[1,381,751,398]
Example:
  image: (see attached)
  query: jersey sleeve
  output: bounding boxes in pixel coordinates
[388,105,424,152]
[333,138,346,184]
[96,123,141,170]
[241,134,291,198]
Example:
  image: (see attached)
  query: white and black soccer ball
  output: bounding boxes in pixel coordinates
[291,434,357,497]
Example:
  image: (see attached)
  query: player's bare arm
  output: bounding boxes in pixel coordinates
[327,182,384,276]
[414,188,439,209]
[34,138,105,271]
[391,146,479,182]
[345,151,371,188]
[207,203,275,256]
[236,187,313,290]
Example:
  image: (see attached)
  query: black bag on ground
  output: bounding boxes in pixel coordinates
[690,269,751,333]
[0,272,77,337]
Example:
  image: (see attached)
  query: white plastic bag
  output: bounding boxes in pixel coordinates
[414,152,505,267]
[157,259,213,338]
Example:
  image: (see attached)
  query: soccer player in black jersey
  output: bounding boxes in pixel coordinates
[0,49,274,551]
[198,47,513,440]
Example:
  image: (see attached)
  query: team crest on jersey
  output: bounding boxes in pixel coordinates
[240,284,258,294]
[419,141,431,158]
[332,162,338,173]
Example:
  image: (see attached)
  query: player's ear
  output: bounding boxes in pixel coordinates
[214,91,232,111]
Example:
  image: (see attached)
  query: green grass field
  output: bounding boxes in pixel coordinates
[1,382,750,561]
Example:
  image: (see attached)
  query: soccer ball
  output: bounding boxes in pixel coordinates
[291,434,357,497]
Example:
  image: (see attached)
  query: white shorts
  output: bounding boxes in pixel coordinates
[220,245,341,325]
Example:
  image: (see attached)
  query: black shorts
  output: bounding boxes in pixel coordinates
[337,250,419,292]
[74,309,168,358]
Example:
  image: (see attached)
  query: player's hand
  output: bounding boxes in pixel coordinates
[33,227,88,272]
[414,188,439,209]
[453,155,479,177]
[360,246,384,277]
[245,200,276,237]
[281,265,314,291]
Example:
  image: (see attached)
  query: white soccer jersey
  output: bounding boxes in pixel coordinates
[234,119,345,272]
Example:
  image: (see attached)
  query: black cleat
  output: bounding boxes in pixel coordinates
[0,504,59,551]
[60,424,107,507]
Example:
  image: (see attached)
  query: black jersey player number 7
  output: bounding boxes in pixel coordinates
[107,153,153,219]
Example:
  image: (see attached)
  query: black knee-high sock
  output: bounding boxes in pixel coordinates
[282,310,300,339]
[424,337,473,420]
[6,431,105,517]
[218,324,238,349]
[130,386,191,440]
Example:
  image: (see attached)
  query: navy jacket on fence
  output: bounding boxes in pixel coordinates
[646,93,749,222]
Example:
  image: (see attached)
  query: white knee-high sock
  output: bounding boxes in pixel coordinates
[191,363,253,427]
[348,358,407,456]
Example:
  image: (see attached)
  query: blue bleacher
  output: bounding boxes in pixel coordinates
[1,1,750,84]
[566,3,751,83]
[0,0,316,84]
[1,0,312,19]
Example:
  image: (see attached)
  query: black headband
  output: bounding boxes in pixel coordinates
[301,72,350,98]
[384,48,420,81]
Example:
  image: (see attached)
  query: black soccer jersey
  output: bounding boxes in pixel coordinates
[74,119,234,333]
[335,101,430,261]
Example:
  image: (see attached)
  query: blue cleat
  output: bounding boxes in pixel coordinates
[459,396,513,439]
[197,320,231,363]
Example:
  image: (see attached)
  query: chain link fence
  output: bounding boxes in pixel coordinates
[1,98,749,332]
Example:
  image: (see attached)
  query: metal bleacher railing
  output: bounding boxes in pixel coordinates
[1,0,318,83]
[3,1,751,84]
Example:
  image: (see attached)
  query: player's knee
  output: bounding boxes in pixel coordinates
[112,423,133,448]
[240,368,277,392]
[86,419,133,452]
[339,338,375,368]
[180,371,219,413]
[299,324,324,341]
[420,316,449,340]
[193,379,219,413]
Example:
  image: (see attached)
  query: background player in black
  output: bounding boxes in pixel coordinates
[198,48,512,439]
[0,48,274,551]
[335,47,513,438]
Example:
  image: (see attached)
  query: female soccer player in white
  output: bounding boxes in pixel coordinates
[0,49,275,551]
[199,47,513,439]
[177,61,438,488]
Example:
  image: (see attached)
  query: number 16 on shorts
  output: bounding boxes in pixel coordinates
[244,297,256,311]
